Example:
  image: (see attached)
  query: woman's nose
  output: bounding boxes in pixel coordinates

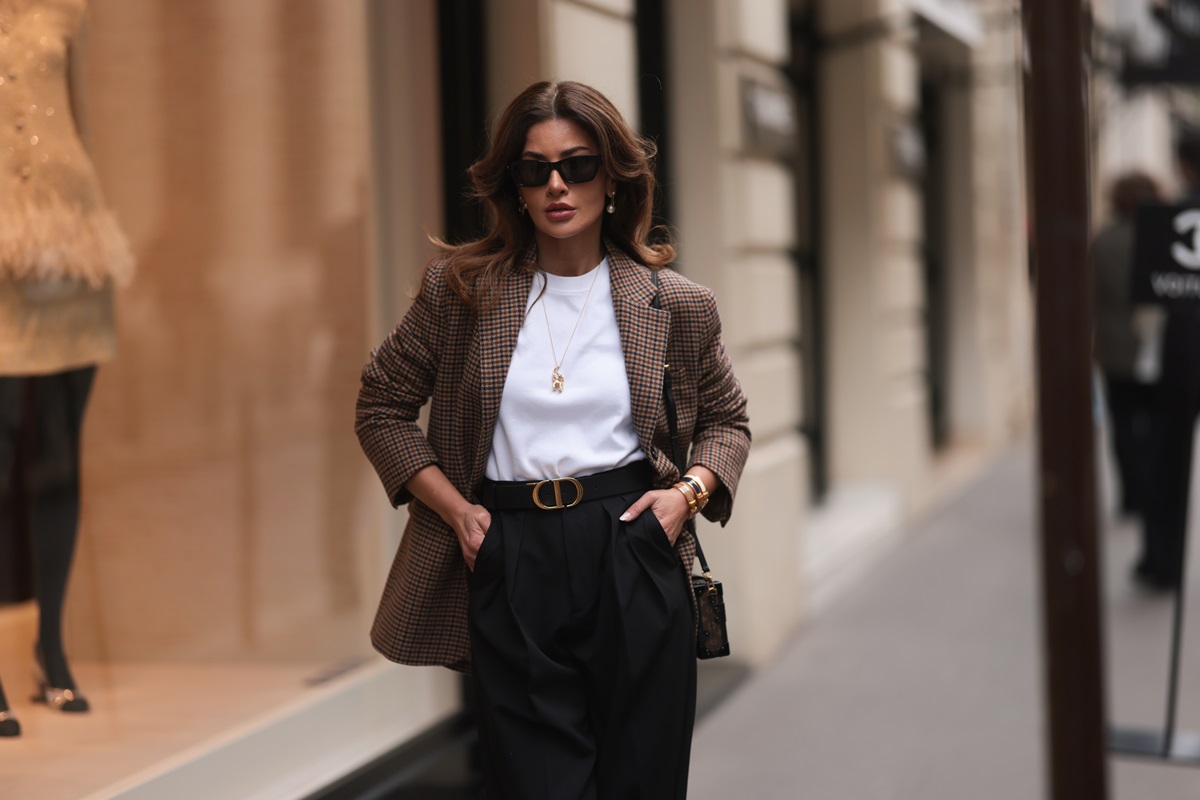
[546,168,568,193]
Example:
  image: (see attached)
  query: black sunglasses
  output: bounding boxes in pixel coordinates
[509,154,602,187]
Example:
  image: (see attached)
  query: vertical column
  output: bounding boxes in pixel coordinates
[486,0,639,127]
[670,0,809,664]
[1027,0,1110,795]
[547,0,639,125]
[820,1,932,499]
[969,0,1035,443]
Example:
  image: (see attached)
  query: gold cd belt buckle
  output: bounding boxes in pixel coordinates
[528,477,584,510]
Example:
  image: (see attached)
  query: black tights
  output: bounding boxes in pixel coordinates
[0,366,96,710]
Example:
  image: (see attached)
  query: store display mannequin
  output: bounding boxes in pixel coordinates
[0,0,133,737]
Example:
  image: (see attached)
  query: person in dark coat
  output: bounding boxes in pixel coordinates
[1137,134,1200,591]
[1092,171,1162,523]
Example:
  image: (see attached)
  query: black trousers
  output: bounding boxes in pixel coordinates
[1140,313,1200,585]
[1102,374,1156,516]
[468,489,696,800]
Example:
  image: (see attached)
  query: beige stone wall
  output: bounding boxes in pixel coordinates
[670,0,809,665]
[966,1,1034,445]
[486,0,639,126]
[820,0,1031,504]
[821,5,934,500]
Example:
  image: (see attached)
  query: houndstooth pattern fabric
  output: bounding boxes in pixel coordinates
[356,241,751,671]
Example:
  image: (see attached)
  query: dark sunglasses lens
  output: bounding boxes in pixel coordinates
[511,156,601,186]
[512,161,550,186]
[560,156,601,183]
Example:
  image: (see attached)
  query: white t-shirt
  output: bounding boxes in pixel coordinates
[485,257,645,481]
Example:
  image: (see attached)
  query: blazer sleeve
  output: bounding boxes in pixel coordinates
[690,288,751,525]
[355,263,445,507]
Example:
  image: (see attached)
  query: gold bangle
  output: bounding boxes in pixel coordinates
[681,475,709,510]
[682,481,709,505]
[673,483,699,517]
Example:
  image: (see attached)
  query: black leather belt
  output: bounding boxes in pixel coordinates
[477,461,652,511]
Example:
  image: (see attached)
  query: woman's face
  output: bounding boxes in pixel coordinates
[514,118,614,248]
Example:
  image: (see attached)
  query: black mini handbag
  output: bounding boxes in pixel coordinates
[652,271,731,660]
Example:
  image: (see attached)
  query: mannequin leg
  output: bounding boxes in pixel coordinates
[28,367,95,701]
[0,378,21,732]
[0,679,18,736]
[0,377,21,512]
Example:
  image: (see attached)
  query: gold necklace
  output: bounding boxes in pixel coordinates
[539,265,602,393]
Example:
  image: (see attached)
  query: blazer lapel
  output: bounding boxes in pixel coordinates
[608,244,669,454]
[470,249,536,483]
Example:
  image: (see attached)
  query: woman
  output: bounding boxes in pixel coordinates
[356,80,750,798]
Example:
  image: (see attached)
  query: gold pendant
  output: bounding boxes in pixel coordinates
[551,367,564,393]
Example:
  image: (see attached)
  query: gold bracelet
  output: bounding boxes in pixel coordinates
[681,475,709,510]
[683,473,709,498]
[681,480,709,506]
[673,482,699,517]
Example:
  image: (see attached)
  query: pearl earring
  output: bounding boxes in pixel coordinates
[606,193,615,214]
[519,198,527,214]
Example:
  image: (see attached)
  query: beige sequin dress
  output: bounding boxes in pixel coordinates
[0,0,132,375]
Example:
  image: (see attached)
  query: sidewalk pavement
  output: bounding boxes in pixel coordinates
[689,441,1200,799]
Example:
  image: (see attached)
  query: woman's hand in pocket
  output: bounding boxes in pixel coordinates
[453,504,492,571]
[619,489,690,545]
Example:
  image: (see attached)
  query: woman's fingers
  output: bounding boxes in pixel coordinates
[619,491,656,521]
[620,491,691,545]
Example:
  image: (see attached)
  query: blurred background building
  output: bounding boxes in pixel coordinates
[1089,0,1200,208]
[0,0,1040,797]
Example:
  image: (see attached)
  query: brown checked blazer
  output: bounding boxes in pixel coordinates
[356,241,751,672]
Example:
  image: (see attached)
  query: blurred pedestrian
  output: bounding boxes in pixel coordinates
[1136,132,1200,591]
[1091,172,1162,523]
[355,80,750,798]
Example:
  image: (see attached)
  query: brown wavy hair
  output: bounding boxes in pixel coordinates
[432,80,675,313]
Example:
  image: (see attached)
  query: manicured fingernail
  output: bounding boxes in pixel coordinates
[619,512,631,521]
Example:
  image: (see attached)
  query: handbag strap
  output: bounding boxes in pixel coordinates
[650,268,714,576]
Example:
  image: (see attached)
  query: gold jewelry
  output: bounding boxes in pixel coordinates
[673,482,699,517]
[682,473,709,498]
[539,266,602,393]
[680,475,709,513]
